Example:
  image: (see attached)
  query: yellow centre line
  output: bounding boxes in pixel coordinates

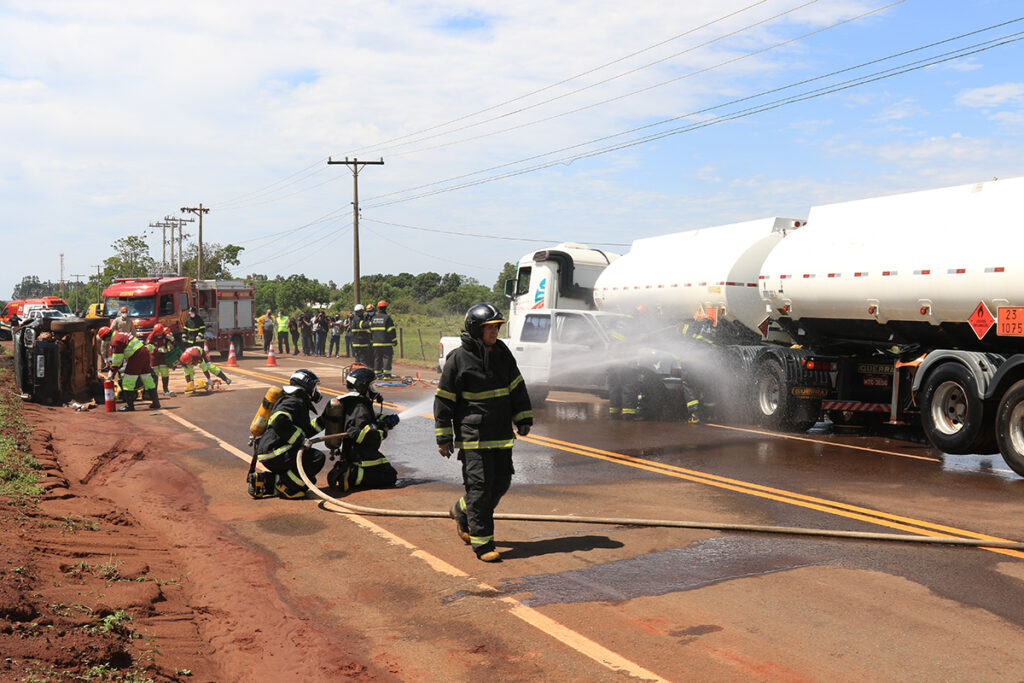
[222,364,1024,559]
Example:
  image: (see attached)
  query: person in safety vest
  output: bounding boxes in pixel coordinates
[370,300,398,377]
[103,306,137,369]
[677,317,716,424]
[324,366,399,491]
[182,307,206,346]
[350,304,372,366]
[97,326,160,411]
[275,310,291,354]
[254,369,326,499]
[179,345,232,394]
[145,324,175,397]
[434,302,533,563]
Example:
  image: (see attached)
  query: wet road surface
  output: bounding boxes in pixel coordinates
[152,351,1024,680]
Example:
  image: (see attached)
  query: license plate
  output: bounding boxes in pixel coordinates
[863,376,890,388]
[997,307,1024,336]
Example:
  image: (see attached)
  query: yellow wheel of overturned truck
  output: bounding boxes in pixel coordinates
[919,362,996,455]
[995,380,1024,477]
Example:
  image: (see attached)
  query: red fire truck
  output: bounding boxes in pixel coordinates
[102,277,255,358]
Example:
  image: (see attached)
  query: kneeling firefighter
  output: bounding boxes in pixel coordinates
[252,369,326,499]
[179,346,232,393]
[323,365,400,491]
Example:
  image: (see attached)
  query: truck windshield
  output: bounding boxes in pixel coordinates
[50,303,71,313]
[105,297,156,318]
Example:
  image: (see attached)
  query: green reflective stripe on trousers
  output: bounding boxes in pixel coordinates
[354,467,365,486]
[455,439,515,449]
[435,388,456,401]
[462,387,510,400]
[513,410,533,423]
[687,400,700,408]
[285,470,304,486]
[359,457,388,467]
[470,535,493,547]
[622,408,637,415]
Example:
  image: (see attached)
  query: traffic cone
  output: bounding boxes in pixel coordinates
[203,339,210,355]
[226,341,238,367]
[266,342,278,367]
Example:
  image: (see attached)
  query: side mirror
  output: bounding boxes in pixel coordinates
[503,279,516,299]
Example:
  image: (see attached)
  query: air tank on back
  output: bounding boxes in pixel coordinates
[594,217,803,344]
[759,176,1024,352]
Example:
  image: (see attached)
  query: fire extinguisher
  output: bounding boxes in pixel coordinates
[104,379,116,413]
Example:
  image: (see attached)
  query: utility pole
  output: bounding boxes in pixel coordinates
[149,220,174,269]
[166,214,194,276]
[180,205,209,279]
[59,253,65,295]
[93,265,102,304]
[327,157,383,306]
[70,274,84,312]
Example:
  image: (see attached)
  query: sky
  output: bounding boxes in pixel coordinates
[2,0,1024,300]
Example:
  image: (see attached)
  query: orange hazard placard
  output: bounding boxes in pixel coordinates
[998,307,1024,337]
[968,301,995,340]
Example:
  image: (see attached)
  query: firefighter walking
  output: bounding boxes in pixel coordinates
[97,326,160,411]
[370,300,398,377]
[434,303,533,563]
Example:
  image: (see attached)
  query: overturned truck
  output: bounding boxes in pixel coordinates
[13,317,107,405]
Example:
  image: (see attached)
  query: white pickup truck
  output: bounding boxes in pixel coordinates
[439,308,627,402]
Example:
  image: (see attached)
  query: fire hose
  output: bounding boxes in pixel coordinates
[294,432,1024,551]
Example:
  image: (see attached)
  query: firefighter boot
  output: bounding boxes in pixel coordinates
[119,394,136,412]
[450,500,471,545]
[148,389,161,410]
[185,380,195,394]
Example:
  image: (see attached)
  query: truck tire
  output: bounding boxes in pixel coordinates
[753,358,815,432]
[528,389,549,405]
[919,363,996,455]
[995,380,1024,476]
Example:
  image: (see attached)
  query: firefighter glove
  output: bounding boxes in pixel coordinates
[516,424,530,436]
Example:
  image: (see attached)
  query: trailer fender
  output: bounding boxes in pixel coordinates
[911,350,1005,399]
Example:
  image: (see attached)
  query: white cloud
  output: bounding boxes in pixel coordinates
[956,83,1024,108]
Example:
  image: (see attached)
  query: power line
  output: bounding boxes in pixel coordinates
[360,22,1024,208]
[206,2,822,212]
[362,217,630,246]
[343,0,775,156]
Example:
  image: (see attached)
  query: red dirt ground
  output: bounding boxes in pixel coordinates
[0,351,384,681]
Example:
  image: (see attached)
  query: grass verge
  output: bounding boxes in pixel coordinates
[0,347,41,504]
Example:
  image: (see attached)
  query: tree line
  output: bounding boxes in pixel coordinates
[4,233,517,318]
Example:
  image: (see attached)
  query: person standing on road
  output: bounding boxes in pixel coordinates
[183,307,206,347]
[254,369,326,499]
[370,300,398,377]
[314,311,328,357]
[350,304,372,366]
[288,314,300,355]
[299,313,313,356]
[343,312,354,357]
[434,302,533,563]
[328,316,343,358]
[261,309,275,353]
[276,310,291,354]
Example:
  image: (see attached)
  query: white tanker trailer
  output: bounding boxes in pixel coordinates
[506,176,1024,475]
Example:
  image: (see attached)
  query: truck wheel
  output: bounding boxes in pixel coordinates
[995,380,1024,476]
[528,389,549,405]
[919,363,996,455]
[753,358,815,432]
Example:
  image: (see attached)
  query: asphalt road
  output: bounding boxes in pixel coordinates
[151,350,1024,681]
